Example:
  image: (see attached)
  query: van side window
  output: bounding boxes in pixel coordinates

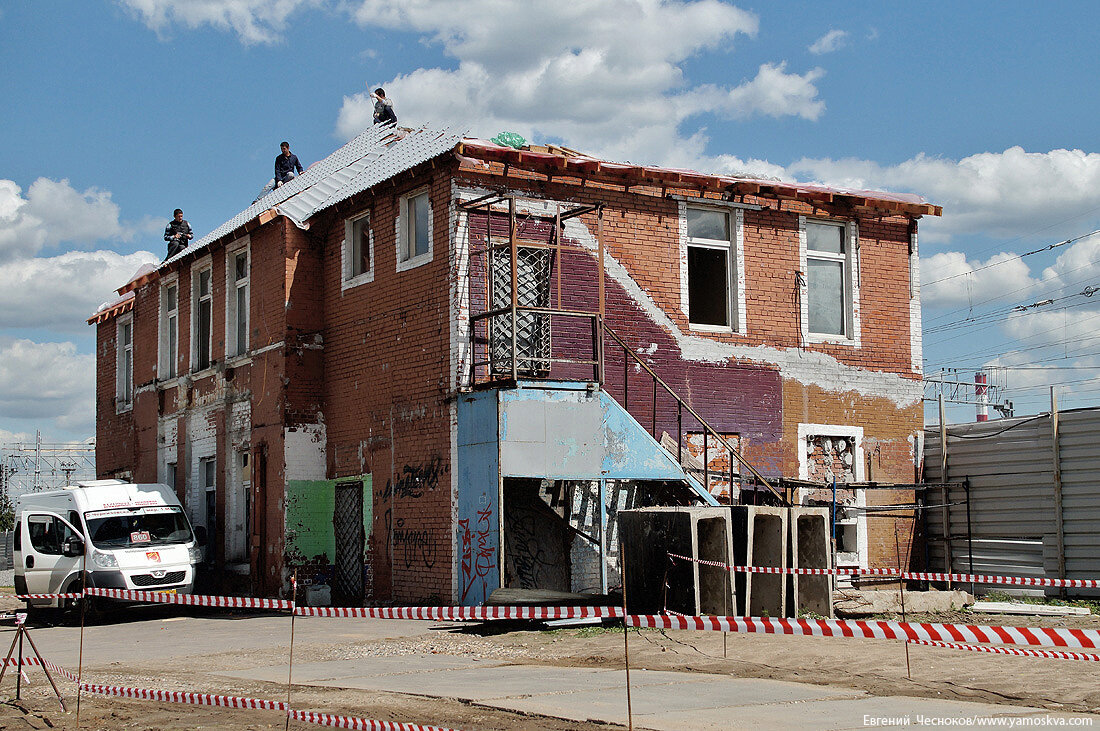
[69,511,82,534]
[27,515,76,556]
[14,521,20,551]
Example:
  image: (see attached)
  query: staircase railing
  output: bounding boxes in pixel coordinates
[603,325,786,505]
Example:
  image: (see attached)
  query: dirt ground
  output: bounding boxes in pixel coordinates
[2,590,1100,730]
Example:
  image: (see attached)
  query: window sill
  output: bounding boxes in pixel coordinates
[806,333,858,346]
[157,377,179,390]
[688,323,739,335]
[341,270,375,292]
[190,365,218,379]
[225,354,252,367]
[396,252,432,272]
[116,401,133,415]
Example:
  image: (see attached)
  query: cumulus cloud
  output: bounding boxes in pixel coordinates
[0,178,132,261]
[336,1,828,169]
[920,251,1038,309]
[0,339,95,435]
[787,147,1100,243]
[808,29,848,55]
[116,0,320,44]
[0,250,157,333]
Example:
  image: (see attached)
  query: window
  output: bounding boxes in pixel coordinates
[117,315,133,408]
[227,246,249,357]
[192,263,213,370]
[27,514,77,556]
[160,281,178,379]
[397,189,431,269]
[165,461,177,491]
[343,212,373,287]
[201,456,217,563]
[681,205,744,331]
[804,220,857,340]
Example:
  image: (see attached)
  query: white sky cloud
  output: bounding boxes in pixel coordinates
[0,250,157,334]
[920,251,1037,309]
[116,0,320,44]
[808,29,848,55]
[335,1,831,169]
[0,178,133,262]
[787,147,1100,243]
[0,339,95,435]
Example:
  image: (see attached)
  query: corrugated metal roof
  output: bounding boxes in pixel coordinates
[160,124,465,270]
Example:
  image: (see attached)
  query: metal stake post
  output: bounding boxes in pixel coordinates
[284,571,298,731]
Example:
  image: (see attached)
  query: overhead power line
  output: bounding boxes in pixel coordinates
[923,228,1100,288]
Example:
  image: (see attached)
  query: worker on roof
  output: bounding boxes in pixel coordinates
[274,141,304,188]
[371,87,397,126]
[164,209,193,259]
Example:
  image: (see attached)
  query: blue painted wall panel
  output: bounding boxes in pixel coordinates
[456,391,501,606]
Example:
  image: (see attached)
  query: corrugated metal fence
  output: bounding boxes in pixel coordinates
[924,407,1100,596]
[0,530,12,571]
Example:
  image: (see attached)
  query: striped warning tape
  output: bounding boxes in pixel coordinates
[907,639,1100,662]
[666,552,1100,588]
[85,587,292,610]
[15,593,84,600]
[630,614,1100,649]
[294,605,623,620]
[80,682,288,710]
[3,656,79,684]
[289,710,461,730]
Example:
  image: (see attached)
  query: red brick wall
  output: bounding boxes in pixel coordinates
[314,169,454,603]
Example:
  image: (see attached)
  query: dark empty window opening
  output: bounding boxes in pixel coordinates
[688,247,730,326]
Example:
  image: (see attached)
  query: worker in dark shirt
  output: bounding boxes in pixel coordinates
[164,209,193,259]
[275,141,304,188]
[371,88,397,126]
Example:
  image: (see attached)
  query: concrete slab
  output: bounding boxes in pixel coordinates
[215,655,502,684]
[686,694,1097,731]
[489,674,865,723]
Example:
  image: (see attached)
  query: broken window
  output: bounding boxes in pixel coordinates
[806,434,856,483]
[685,206,736,328]
[160,281,178,379]
[116,315,133,408]
[227,246,249,357]
[193,265,212,370]
[398,189,431,267]
[805,220,853,338]
[344,211,372,283]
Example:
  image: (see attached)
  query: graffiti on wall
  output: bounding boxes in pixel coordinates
[459,505,495,602]
[378,456,449,571]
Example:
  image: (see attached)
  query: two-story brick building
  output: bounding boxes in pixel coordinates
[90,124,939,603]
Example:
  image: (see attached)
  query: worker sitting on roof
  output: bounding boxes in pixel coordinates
[164,209,193,259]
[371,88,397,126]
[274,141,304,188]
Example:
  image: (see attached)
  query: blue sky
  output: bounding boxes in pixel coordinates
[2,0,1099,441]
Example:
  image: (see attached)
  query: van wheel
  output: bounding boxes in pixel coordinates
[62,581,96,624]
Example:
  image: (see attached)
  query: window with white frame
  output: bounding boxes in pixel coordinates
[116,315,133,408]
[397,189,431,268]
[192,263,213,371]
[227,246,249,357]
[685,206,737,328]
[343,211,373,285]
[160,280,178,379]
[805,220,855,338]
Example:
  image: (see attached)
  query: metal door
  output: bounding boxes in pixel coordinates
[332,480,364,605]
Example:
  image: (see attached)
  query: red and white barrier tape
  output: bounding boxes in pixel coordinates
[290,710,461,730]
[85,587,292,610]
[15,593,83,600]
[80,682,287,711]
[666,552,1100,588]
[3,656,79,684]
[908,639,1100,662]
[631,614,1100,649]
[295,605,623,620]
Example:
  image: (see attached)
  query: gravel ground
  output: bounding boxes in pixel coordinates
[0,568,13,588]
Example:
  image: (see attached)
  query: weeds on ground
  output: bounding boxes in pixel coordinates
[977,590,1099,614]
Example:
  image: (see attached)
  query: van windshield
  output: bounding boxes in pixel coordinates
[84,507,193,549]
